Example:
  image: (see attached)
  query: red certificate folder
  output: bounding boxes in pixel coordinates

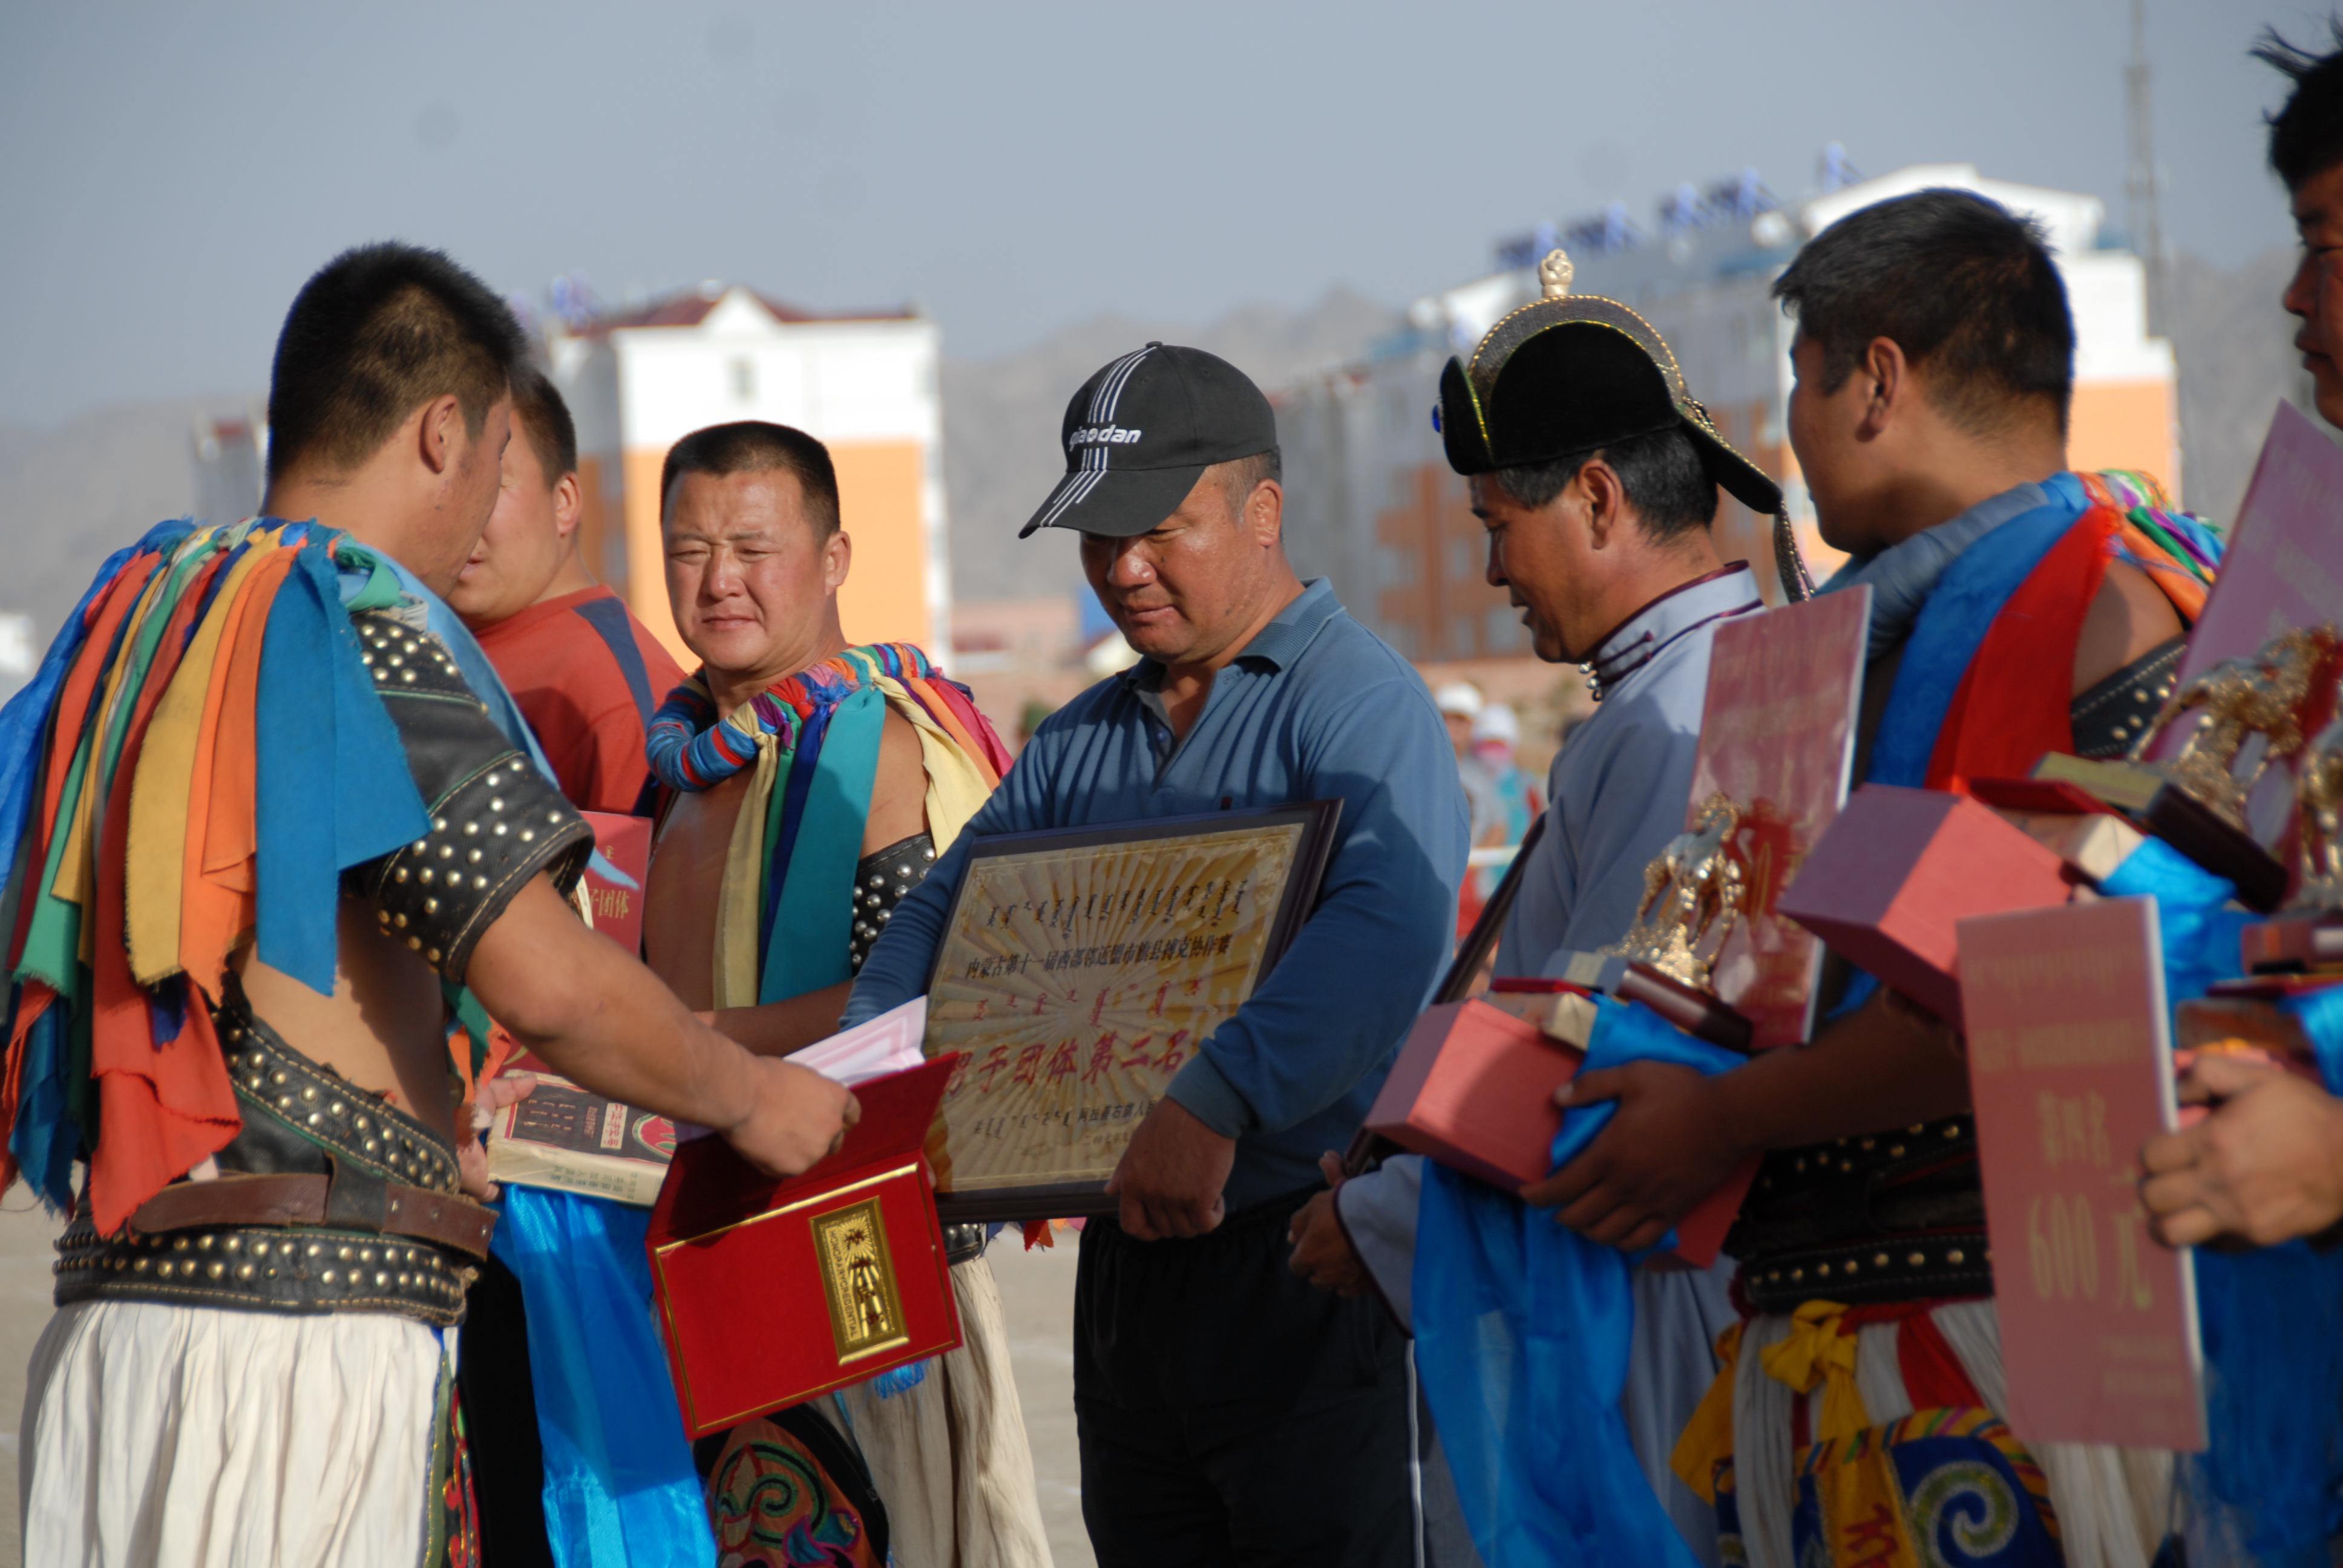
[1957,897,2205,1450]
[1777,785,2074,1025]
[579,811,652,958]
[645,1057,965,1439]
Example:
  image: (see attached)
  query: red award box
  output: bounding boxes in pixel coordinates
[1363,996,1755,1269]
[579,811,652,958]
[1957,897,2204,1450]
[1776,785,2073,1025]
[645,1057,964,1439]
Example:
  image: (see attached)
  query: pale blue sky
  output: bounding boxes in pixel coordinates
[0,0,2310,427]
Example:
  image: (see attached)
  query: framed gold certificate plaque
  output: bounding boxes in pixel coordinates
[922,802,1341,1219]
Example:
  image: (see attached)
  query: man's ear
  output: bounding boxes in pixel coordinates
[552,472,583,543]
[417,394,464,475]
[1855,336,1910,442]
[1244,479,1283,547]
[824,528,852,593]
[1578,458,1624,550]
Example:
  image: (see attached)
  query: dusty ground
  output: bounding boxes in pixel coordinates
[988,1233,1095,1568]
[0,1191,1093,1568]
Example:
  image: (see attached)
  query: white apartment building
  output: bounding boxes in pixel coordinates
[549,284,948,663]
[1277,163,2180,661]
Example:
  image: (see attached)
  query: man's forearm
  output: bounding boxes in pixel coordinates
[709,982,853,1058]
[1719,989,1971,1152]
[467,876,761,1134]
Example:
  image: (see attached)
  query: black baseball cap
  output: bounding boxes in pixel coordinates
[1020,343,1278,538]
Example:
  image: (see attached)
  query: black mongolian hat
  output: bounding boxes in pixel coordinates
[1437,251,1812,598]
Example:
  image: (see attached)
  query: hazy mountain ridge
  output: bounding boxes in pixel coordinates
[0,396,257,645]
[0,257,2301,647]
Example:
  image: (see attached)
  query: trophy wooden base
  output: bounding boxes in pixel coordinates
[1983,756,2290,912]
[2243,911,2343,974]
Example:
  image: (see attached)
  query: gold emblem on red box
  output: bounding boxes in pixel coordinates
[813,1197,910,1362]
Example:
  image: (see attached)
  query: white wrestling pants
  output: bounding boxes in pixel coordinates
[21,1299,448,1568]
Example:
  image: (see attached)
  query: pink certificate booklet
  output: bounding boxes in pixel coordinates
[2146,400,2343,732]
[1957,896,2205,1451]
[1688,584,1869,1048]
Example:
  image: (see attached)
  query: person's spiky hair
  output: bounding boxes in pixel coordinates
[1773,188,2073,437]
[2256,18,2343,190]
[267,243,528,481]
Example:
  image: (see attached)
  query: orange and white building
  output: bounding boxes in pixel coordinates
[549,283,947,665]
[1277,163,2181,661]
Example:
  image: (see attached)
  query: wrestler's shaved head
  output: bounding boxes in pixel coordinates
[661,421,841,540]
[267,243,527,482]
[1773,189,2073,439]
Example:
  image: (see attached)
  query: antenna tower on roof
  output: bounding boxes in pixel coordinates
[2125,0,2167,330]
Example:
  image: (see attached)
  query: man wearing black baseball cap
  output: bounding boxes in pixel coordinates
[847,342,1470,1565]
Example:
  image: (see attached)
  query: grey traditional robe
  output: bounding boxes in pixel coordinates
[1340,563,1767,1567]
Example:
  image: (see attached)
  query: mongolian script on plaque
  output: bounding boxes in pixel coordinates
[925,820,1311,1194]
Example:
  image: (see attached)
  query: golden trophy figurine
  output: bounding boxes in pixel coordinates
[2028,626,2342,914]
[2131,626,2339,829]
[2291,716,2343,912]
[1602,795,1746,993]
[1514,793,1754,1052]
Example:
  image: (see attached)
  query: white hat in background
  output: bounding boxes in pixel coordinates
[1434,682,1484,719]
[1471,703,1520,746]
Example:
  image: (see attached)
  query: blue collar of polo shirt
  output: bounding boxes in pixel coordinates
[1121,578,1342,693]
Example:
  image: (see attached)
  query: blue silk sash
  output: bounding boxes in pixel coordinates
[2100,842,2343,1566]
[1415,997,1745,1566]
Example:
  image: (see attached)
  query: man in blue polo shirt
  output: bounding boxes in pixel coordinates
[845,343,1468,1566]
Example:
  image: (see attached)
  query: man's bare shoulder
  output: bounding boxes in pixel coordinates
[2074,557,2184,696]
[865,705,929,852]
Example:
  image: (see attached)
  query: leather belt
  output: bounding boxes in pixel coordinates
[130,1165,496,1258]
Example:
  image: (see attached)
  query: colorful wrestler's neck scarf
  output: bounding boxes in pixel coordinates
[0,517,556,1231]
[644,642,1011,1008]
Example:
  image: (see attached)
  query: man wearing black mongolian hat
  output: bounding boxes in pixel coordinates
[841,342,1470,1565]
[1525,191,2201,1568]
[1288,247,1797,1568]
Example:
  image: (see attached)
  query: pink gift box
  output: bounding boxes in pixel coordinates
[1365,997,1756,1269]
[1776,785,2073,1025]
